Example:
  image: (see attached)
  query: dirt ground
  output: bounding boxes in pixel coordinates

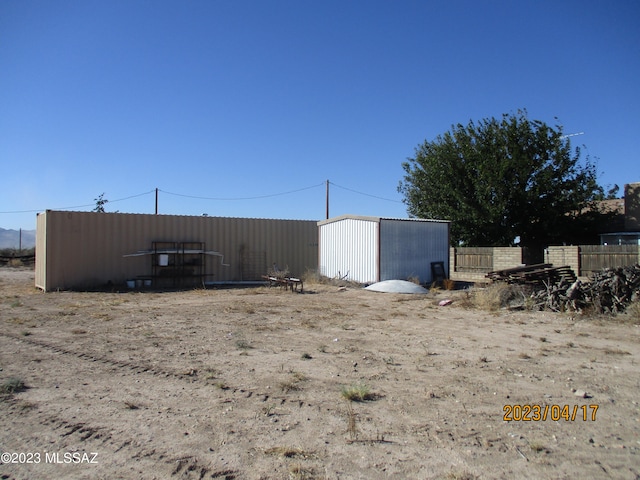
[1,267,639,480]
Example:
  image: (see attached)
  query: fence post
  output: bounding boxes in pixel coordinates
[449,247,456,274]
[546,246,581,276]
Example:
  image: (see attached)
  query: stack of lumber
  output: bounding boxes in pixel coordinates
[487,263,640,313]
[486,263,577,286]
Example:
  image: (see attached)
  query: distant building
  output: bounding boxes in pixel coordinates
[600,182,640,245]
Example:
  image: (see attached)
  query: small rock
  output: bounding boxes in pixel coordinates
[572,389,592,398]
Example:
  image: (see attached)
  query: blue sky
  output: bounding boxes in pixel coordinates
[1,0,639,231]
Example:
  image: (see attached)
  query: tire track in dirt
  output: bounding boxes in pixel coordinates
[1,331,327,416]
[1,397,238,480]
[1,331,307,407]
[1,331,326,479]
[1,339,238,479]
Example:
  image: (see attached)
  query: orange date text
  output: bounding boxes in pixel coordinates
[503,404,598,422]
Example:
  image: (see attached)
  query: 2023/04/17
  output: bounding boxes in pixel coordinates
[503,404,598,422]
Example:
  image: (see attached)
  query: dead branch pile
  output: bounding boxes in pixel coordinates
[487,264,640,313]
[575,265,640,313]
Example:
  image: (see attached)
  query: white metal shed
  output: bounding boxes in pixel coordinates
[318,215,450,284]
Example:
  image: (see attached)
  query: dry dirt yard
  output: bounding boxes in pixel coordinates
[1,267,639,480]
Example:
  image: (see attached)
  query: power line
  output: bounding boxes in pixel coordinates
[330,181,403,203]
[1,181,403,215]
[105,190,157,204]
[159,183,325,201]
[0,190,156,214]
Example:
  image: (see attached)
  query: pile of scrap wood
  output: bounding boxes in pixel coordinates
[486,263,640,313]
[568,265,640,313]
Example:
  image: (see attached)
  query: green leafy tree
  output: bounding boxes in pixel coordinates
[399,111,617,252]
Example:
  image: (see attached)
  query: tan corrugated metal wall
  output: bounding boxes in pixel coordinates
[35,210,318,291]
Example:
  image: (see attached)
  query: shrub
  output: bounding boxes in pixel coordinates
[1,377,26,395]
[341,383,373,402]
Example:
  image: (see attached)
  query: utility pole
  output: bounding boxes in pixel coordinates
[155,188,158,215]
[325,180,329,220]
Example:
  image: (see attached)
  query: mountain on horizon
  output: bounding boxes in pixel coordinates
[0,228,36,249]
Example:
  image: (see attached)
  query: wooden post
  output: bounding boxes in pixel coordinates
[325,180,329,220]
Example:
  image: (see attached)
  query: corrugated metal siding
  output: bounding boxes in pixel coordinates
[36,210,318,291]
[35,211,46,290]
[318,218,379,283]
[318,215,450,285]
[379,219,449,283]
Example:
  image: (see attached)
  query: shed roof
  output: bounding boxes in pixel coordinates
[317,214,450,227]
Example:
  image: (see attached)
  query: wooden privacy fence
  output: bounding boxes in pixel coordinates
[450,247,525,281]
[579,245,640,277]
[454,245,640,281]
[453,247,494,272]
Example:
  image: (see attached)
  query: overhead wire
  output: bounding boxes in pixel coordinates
[1,181,402,214]
[0,190,156,214]
[329,181,403,203]
[103,189,157,204]
[159,182,325,201]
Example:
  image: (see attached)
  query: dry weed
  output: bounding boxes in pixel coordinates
[619,301,640,324]
[470,283,533,311]
[264,446,310,458]
[1,377,26,395]
[442,278,456,290]
[235,338,253,350]
[445,471,478,480]
[302,269,362,288]
[279,371,307,393]
[288,462,315,480]
[224,304,257,314]
[603,347,631,355]
[345,400,358,441]
[529,441,547,453]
